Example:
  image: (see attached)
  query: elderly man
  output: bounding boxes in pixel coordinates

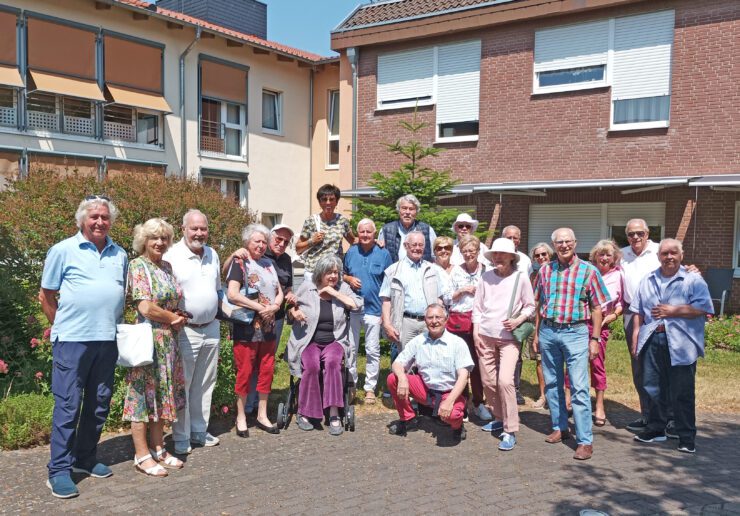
[164,209,222,455]
[450,213,490,266]
[378,194,437,263]
[39,196,127,498]
[387,303,474,441]
[630,239,712,453]
[344,218,392,403]
[533,228,609,461]
[502,224,533,406]
[380,231,448,361]
[226,224,297,414]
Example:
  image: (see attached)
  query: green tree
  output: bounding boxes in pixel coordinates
[352,111,463,237]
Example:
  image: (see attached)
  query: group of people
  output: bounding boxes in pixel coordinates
[39,185,714,499]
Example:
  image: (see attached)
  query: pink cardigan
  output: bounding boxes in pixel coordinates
[472,269,535,340]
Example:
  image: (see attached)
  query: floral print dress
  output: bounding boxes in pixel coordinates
[122,256,186,423]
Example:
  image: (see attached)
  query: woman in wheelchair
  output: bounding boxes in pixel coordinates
[287,255,363,435]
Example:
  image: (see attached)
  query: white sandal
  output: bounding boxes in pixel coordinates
[150,448,184,470]
[133,454,167,477]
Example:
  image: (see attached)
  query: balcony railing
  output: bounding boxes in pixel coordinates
[103,120,136,142]
[0,106,16,127]
[200,119,225,155]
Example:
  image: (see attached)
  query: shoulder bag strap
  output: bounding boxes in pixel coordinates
[507,271,521,319]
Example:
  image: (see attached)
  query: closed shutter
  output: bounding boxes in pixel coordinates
[612,10,674,100]
[377,47,434,108]
[436,40,480,125]
[534,20,609,72]
[607,202,665,227]
[528,204,603,252]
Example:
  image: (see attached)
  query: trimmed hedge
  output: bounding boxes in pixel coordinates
[0,393,54,450]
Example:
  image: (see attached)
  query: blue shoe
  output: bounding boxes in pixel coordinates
[498,432,516,451]
[71,462,112,478]
[481,420,504,432]
[46,475,79,499]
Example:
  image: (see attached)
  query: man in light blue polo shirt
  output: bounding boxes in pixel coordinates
[630,239,713,454]
[39,196,127,498]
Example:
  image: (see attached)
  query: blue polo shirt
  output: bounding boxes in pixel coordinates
[630,266,714,366]
[41,232,128,342]
[343,243,392,316]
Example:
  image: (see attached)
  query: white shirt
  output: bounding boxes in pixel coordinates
[621,240,660,305]
[516,251,532,276]
[450,240,491,267]
[164,239,221,324]
[395,330,474,392]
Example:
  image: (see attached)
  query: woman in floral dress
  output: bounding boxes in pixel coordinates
[123,218,187,477]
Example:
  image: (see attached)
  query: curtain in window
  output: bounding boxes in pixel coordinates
[262,92,278,130]
[613,95,670,124]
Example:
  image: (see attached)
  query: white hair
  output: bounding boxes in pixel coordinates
[183,209,208,227]
[241,223,270,243]
[659,238,684,254]
[404,230,426,245]
[502,225,521,237]
[625,218,649,232]
[396,194,420,212]
[551,227,576,243]
[356,218,376,232]
[75,197,118,228]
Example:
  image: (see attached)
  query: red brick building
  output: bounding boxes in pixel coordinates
[331,0,740,310]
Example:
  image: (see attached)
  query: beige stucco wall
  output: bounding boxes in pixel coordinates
[0,0,313,235]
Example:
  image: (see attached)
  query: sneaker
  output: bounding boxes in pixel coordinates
[498,432,516,451]
[453,424,467,442]
[516,391,525,406]
[191,432,220,447]
[626,417,648,433]
[71,462,112,478]
[46,475,79,499]
[462,407,469,422]
[481,420,504,432]
[677,441,696,454]
[665,420,679,439]
[174,440,192,455]
[473,404,493,422]
[634,429,667,443]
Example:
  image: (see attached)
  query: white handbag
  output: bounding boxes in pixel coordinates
[116,261,155,368]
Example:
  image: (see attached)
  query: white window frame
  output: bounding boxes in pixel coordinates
[202,175,246,207]
[532,11,674,131]
[734,202,740,277]
[261,213,282,228]
[201,97,248,160]
[261,89,282,136]
[327,89,340,169]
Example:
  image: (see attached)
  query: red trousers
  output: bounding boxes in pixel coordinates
[387,373,466,430]
[233,340,276,396]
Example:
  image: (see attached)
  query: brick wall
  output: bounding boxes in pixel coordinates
[355,0,740,185]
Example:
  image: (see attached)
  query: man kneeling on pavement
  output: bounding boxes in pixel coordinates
[387,303,474,442]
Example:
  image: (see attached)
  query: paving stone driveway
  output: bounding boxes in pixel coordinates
[1,409,739,515]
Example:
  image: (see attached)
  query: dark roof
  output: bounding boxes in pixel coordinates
[335,0,519,31]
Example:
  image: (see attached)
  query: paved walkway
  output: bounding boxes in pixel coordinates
[2,409,740,515]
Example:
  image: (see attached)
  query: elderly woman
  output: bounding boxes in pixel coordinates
[226,224,284,437]
[527,242,554,408]
[472,238,535,451]
[295,184,355,284]
[433,235,455,276]
[124,218,187,477]
[447,235,491,422]
[287,254,363,436]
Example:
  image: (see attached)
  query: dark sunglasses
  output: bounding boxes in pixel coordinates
[85,194,110,201]
[534,252,549,258]
[435,245,453,251]
[456,224,472,230]
[627,231,646,238]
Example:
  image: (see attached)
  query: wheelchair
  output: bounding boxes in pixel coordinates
[275,355,356,432]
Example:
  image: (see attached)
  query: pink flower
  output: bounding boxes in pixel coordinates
[221,405,229,415]
[43,328,52,339]
[0,359,8,374]
[35,371,43,380]
[30,338,40,349]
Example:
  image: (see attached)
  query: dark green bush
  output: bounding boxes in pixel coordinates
[0,393,54,449]
[705,315,740,352]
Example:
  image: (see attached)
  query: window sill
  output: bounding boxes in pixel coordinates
[609,121,669,132]
[532,81,608,96]
[434,135,479,144]
[199,152,248,163]
[0,127,164,151]
[375,99,434,112]
[325,165,339,171]
[261,127,283,137]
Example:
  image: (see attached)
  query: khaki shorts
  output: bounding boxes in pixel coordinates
[521,334,541,361]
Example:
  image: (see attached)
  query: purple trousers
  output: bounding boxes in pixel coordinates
[298,341,345,419]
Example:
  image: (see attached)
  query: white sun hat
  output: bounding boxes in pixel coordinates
[483,237,520,265]
[451,213,480,233]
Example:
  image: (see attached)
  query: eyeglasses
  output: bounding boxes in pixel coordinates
[456,224,472,230]
[319,196,337,202]
[406,243,425,249]
[627,231,647,238]
[85,194,110,201]
[534,252,549,258]
[435,245,453,251]
[554,240,575,246]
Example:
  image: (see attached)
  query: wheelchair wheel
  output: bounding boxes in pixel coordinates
[348,405,355,432]
[276,402,286,429]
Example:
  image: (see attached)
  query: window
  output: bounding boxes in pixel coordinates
[262,90,282,134]
[202,176,242,204]
[102,105,162,145]
[0,87,16,127]
[533,11,674,130]
[327,90,340,167]
[137,113,159,145]
[261,213,282,228]
[199,58,248,159]
[377,47,434,109]
[26,92,60,132]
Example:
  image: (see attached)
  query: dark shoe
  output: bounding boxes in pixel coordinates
[388,418,418,436]
[677,441,696,454]
[665,420,679,439]
[255,420,280,434]
[545,430,571,443]
[573,444,593,460]
[453,424,467,442]
[634,429,667,443]
[516,391,525,406]
[296,414,314,432]
[72,462,113,478]
[46,475,79,499]
[626,417,648,433]
[236,428,249,438]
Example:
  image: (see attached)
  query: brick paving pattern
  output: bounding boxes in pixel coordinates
[1,409,739,515]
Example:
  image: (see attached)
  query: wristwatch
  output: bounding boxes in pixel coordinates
[589,336,599,342]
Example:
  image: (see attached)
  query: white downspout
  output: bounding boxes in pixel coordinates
[179,26,201,178]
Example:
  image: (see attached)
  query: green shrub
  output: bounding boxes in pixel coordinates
[705,315,740,352]
[0,393,54,449]
[609,316,625,341]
